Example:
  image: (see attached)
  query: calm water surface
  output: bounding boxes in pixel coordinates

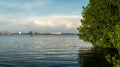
[0,35,92,67]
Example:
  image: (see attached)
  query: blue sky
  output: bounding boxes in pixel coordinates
[0,0,89,33]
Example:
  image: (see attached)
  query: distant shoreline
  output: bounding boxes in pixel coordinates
[0,33,78,35]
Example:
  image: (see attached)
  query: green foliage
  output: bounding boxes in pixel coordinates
[78,0,120,67]
[105,55,120,67]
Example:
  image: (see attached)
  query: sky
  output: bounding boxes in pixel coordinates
[0,0,89,33]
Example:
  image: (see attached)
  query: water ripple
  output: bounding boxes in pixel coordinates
[0,35,92,67]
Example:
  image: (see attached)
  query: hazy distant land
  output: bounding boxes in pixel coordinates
[0,31,78,35]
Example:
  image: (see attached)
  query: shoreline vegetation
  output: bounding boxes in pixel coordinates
[77,0,120,67]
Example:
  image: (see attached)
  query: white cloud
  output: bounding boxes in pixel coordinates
[29,15,81,29]
[0,14,82,32]
[27,15,80,20]
[66,23,74,29]
[0,18,5,20]
[34,20,57,27]
[33,20,75,29]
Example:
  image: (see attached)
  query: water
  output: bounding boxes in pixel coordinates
[0,35,92,67]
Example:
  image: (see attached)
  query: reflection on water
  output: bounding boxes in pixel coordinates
[78,47,113,67]
[0,35,93,67]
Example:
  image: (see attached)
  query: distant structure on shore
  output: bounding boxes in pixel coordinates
[28,31,35,37]
[0,30,10,35]
[50,32,61,35]
[18,32,22,35]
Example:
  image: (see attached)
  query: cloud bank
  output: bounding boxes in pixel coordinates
[0,14,82,33]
